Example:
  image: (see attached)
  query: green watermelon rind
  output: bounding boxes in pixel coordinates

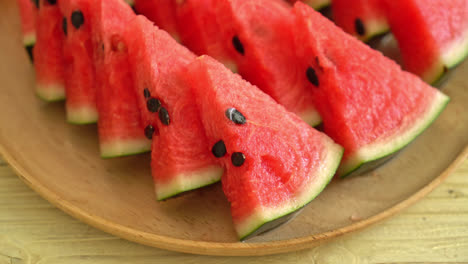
[304,0,331,10]
[100,139,151,159]
[124,0,135,6]
[23,33,36,47]
[155,166,224,201]
[36,83,66,102]
[338,91,450,178]
[236,139,344,240]
[66,105,99,125]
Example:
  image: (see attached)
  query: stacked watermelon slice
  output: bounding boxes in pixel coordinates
[15,0,459,239]
[16,0,37,61]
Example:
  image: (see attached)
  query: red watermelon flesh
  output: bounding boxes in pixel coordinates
[16,0,37,60]
[382,0,468,83]
[215,0,321,126]
[125,16,223,200]
[185,56,342,240]
[60,0,98,124]
[133,0,180,41]
[175,0,237,72]
[293,2,450,177]
[287,0,331,10]
[92,0,151,157]
[332,0,389,41]
[33,0,66,101]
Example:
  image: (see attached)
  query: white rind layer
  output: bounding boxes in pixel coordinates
[235,139,343,240]
[299,108,322,127]
[66,105,99,124]
[361,19,390,41]
[36,83,66,102]
[155,166,224,201]
[23,33,36,47]
[100,139,151,158]
[442,29,468,68]
[337,91,449,177]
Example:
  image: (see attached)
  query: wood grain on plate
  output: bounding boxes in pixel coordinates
[0,0,467,256]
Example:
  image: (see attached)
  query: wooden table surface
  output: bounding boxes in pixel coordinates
[0,156,467,263]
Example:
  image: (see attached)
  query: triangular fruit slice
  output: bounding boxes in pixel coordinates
[134,0,180,41]
[382,0,468,83]
[91,0,151,157]
[185,56,343,240]
[125,16,223,200]
[215,0,321,126]
[332,0,389,41]
[33,0,66,101]
[16,0,37,62]
[175,0,237,72]
[60,0,98,124]
[293,2,450,177]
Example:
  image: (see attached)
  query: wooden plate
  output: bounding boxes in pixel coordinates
[0,1,467,256]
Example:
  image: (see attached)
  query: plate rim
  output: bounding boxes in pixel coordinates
[1,142,466,256]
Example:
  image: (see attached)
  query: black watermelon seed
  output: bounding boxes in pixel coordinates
[306,67,319,87]
[143,88,151,99]
[146,97,161,113]
[71,10,85,29]
[46,0,56,5]
[62,17,67,36]
[354,18,366,36]
[25,45,34,62]
[144,125,155,140]
[212,140,227,158]
[31,0,39,8]
[232,36,245,55]
[231,152,246,167]
[225,108,246,125]
[159,107,170,126]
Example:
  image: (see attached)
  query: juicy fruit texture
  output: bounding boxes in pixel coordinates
[186,56,343,239]
[33,0,66,101]
[382,0,468,83]
[92,0,151,157]
[60,0,98,124]
[215,0,321,126]
[16,0,37,61]
[175,0,237,71]
[125,16,222,200]
[288,0,331,10]
[293,2,450,177]
[332,0,389,41]
[134,0,179,40]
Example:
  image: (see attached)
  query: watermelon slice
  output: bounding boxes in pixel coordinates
[293,2,450,177]
[91,0,151,157]
[133,0,180,41]
[185,56,343,240]
[60,0,98,124]
[382,0,468,83]
[175,0,237,72]
[215,0,321,126]
[288,0,331,10]
[33,0,66,101]
[125,16,223,200]
[332,0,389,41]
[16,0,37,61]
